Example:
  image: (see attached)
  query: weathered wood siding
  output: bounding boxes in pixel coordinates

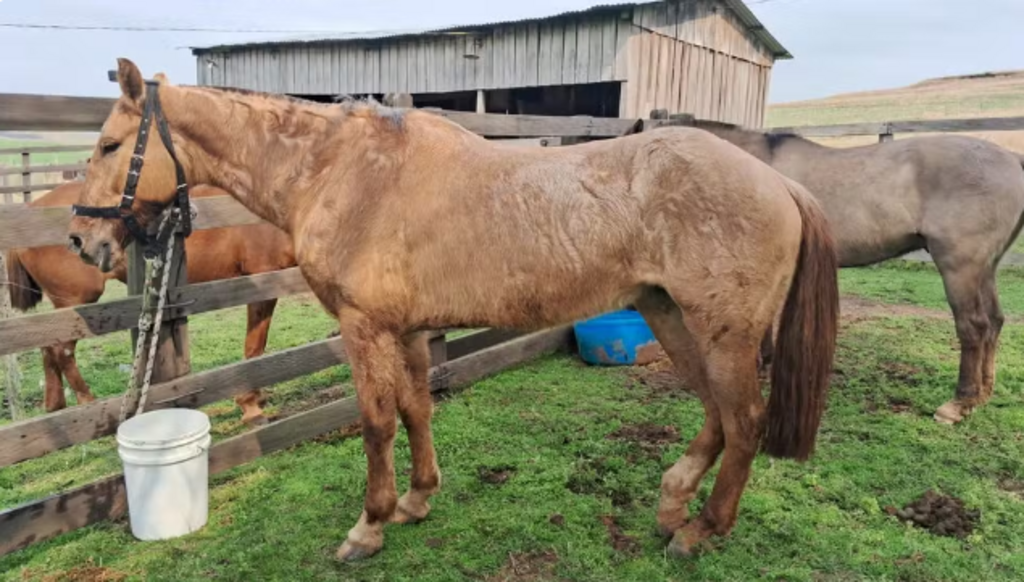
[195,0,776,126]
[618,0,772,126]
[197,12,634,95]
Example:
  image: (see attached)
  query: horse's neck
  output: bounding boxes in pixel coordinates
[163,87,337,230]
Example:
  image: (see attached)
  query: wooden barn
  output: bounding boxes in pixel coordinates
[191,0,789,127]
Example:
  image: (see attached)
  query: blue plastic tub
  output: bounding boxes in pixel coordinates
[573,309,658,366]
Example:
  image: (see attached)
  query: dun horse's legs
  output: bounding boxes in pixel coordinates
[979,272,1005,402]
[391,332,441,524]
[336,308,405,561]
[673,333,763,555]
[235,299,278,425]
[41,346,67,412]
[635,290,724,537]
[933,260,995,424]
[55,340,95,406]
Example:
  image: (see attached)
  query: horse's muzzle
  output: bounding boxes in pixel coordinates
[68,233,115,273]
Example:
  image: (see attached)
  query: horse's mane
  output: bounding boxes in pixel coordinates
[189,85,405,128]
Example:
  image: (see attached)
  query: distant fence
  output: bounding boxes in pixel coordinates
[0,144,91,204]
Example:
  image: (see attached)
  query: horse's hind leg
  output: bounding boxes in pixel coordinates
[672,325,764,555]
[980,273,1005,402]
[932,257,998,424]
[235,299,278,426]
[41,346,67,412]
[56,340,95,406]
[635,289,724,537]
[391,331,441,525]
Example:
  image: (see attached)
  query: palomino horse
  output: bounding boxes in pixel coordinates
[6,181,296,424]
[685,120,1024,424]
[66,59,838,559]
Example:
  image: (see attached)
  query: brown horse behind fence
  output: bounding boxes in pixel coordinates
[66,60,839,560]
[6,181,296,424]
[681,119,1024,424]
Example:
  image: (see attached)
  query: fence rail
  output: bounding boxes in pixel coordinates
[0,142,92,203]
[4,92,1024,558]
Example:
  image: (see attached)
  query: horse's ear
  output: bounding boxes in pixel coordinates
[153,72,171,85]
[116,58,145,107]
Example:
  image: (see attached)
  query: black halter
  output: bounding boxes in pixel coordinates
[72,80,193,257]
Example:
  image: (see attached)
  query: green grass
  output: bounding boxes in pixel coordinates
[0,138,91,167]
[838,260,1024,314]
[3,261,1024,580]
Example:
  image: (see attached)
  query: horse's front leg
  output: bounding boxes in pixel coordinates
[336,308,407,561]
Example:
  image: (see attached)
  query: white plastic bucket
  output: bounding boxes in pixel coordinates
[116,408,212,541]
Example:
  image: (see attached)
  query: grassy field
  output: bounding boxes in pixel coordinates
[2,259,1024,581]
[765,70,1024,153]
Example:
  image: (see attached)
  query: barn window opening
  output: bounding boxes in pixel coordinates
[289,81,622,118]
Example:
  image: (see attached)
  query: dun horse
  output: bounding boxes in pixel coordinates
[7,181,296,424]
[67,59,839,560]
[684,120,1024,424]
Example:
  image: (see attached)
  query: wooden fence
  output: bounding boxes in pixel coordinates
[3,91,1024,557]
[0,144,91,204]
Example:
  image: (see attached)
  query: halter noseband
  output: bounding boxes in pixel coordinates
[71,79,193,257]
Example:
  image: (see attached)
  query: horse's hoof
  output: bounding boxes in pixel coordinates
[934,401,966,425]
[391,494,430,524]
[666,533,697,558]
[336,539,381,562]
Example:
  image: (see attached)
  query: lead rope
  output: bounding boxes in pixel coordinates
[118,208,181,425]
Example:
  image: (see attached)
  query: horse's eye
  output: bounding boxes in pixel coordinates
[101,142,120,156]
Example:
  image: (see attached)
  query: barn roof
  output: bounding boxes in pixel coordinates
[190,1,791,59]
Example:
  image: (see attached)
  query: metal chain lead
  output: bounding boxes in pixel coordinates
[118,209,180,424]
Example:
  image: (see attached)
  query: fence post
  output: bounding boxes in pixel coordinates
[0,252,23,420]
[126,230,191,394]
[21,151,31,203]
[1,174,11,206]
[879,122,894,143]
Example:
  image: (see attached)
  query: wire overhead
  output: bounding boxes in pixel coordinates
[0,22,386,34]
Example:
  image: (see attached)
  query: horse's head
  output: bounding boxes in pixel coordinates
[68,58,190,272]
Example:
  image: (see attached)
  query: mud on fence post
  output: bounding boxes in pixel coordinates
[0,252,23,420]
[126,229,191,403]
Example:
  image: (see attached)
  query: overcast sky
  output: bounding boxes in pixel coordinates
[1,0,1021,104]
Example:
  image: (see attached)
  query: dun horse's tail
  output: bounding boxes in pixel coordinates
[5,249,43,311]
[763,185,840,461]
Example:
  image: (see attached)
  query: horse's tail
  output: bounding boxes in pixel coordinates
[5,249,43,311]
[762,184,840,461]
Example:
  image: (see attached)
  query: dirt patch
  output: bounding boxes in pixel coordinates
[425,537,446,549]
[36,559,130,582]
[548,513,566,527]
[478,465,517,485]
[998,478,1024,499]
[607,423,680,459]
[887,396,914,414]
[626,353,695,403]
[880,362,923,386]
[599,515,641,556]
[891,490,980,538]
[840,296,950,323]
[634,341,665,366]
[486,550,562,582]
